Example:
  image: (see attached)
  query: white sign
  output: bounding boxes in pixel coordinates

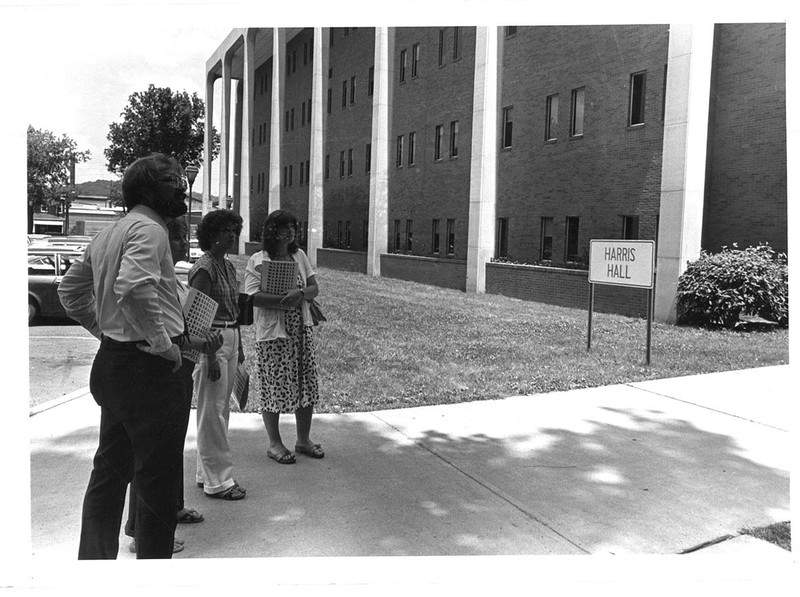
[589,240,655,288]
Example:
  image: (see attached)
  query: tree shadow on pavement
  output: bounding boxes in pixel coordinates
[29,402,790,560]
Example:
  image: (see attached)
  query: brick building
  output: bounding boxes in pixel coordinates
[202,24,786,322]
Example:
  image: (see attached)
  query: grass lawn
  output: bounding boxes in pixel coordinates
[228,255,789,414]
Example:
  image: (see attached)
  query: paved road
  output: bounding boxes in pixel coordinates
[28,320,97,408]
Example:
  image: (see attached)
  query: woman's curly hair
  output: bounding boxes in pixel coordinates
[261,209,300,258]
[196,209,243,251]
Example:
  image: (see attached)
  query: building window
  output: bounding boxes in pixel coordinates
[412,43,420,78]
[345,221,352,248]
[283,166,287,188]
[348,148,354,176]
[546,94,558,141]
[570,87,585,137]
[405,220,413,252]
[339,151,345,178]
[438,29,445,66]
[327,88,332,114]
[290,107,295,130]
[431,219,440,254]
[288,164,293,187]
[622,215,640,240]
[325,154,330,180]
[306,160,310,183]
[396,135,404,168]
[368,66,374,97]
[341,80,347,108]
[565,217,580,261]
[434,124,443,160]
[350,75,356,104]
[540,217,553,260]
[496,217,509,258]
[629,71,646,126]
[449,120,459,157]
[299,162,304,185]
[506,26,517,37]
[393,220,401,252]
[446,219,455,255]
[408,131,416,166]
[502,106,513,148]
[337,221,343,247]
[365,142,371,173]
[453,27,461,60]
[399,49,407,83]
[301,102,306,126]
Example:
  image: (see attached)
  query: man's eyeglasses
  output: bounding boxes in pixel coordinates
[158,176,188,191]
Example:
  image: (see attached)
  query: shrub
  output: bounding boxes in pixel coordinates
[676,244,788,328]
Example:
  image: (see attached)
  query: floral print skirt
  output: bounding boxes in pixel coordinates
[254,307,319,414]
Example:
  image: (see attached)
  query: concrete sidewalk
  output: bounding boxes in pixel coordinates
[28,366,792,564]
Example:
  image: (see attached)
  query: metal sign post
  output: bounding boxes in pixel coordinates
[587,240,656,365]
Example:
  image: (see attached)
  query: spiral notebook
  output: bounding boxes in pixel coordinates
[181,287,219,363]
[261,259,299,309]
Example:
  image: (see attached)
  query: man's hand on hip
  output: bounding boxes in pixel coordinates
[138,342,183,372]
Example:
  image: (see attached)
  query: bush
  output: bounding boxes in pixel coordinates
[676,244,788,328]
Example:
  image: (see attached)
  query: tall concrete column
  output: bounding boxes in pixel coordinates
[654,24,715,323]
[218,49,233,209]
[268,28,285,214]
[232,79,243,209]
[307,27,329,267]
[466,26,499,294]
[203,70,217,215]
[237,28,256,251]
[367,27,393,277]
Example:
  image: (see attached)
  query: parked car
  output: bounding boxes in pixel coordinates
[28,248,83,324]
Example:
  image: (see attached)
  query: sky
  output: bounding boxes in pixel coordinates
[14,10,233,193]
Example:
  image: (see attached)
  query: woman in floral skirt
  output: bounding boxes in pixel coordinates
[244,209,323,464]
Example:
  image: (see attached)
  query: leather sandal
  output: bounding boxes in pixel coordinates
[295,443,325,459]
[205,485,246,500]
[267,449,296,464]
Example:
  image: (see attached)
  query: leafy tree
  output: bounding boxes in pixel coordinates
[27,125,90,233]
[104,84,220,175]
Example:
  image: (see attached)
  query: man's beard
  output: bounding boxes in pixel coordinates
[152,191,188,219]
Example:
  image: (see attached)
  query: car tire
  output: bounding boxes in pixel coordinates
[28,300,39,325]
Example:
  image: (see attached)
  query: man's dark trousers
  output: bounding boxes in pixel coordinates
[78,337,189,559]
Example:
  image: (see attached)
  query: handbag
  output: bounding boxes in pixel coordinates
[237,292,254,326]
[308,299,327,326]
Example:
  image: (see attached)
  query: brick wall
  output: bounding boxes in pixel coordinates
[498,25,669,266]
[390,27,475,259]
[381,254,467,291]
[324,27,375,251]
[251,49,273,240]
[703,23,787,254]
[486,262,650,317]
[317,248,368,273]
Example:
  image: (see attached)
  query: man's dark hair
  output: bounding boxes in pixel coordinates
[121,153,181,210]
[261,209,300,258]
[196,209,244,251]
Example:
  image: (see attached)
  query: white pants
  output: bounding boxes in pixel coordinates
[194,327,239,495]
